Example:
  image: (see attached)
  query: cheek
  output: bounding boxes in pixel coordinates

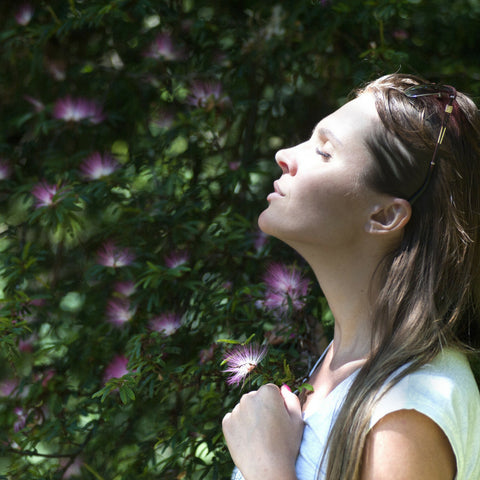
[259,187,362,245]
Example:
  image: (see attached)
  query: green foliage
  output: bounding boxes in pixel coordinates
[0,0,479,478]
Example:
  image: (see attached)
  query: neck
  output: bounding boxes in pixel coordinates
[292,240,386,366]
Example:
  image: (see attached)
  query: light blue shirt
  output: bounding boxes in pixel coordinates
[232,347,480,480]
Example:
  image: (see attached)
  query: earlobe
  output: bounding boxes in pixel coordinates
[367,198,411,234]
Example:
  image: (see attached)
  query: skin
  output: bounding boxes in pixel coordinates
[222,93,456,480]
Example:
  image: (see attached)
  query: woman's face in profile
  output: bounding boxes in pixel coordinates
[258,93,384,250]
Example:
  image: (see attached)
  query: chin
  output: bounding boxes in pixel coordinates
[257,208,272,235]
[258,209,287,242]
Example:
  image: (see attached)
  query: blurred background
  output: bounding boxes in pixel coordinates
[1,1,479,478]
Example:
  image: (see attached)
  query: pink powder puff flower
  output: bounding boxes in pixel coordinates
[0,378,18,397]
[114,281,136,297]
[96,241,135,268]
[0,160,12,180]
[223,344,268,386]
[103,355,130,383]
[15,4,34,25]
[260,263,309,315]
[106,298,136,326]
[393,29,409,41]
[149,312,182,336]
[199,343,217,364]
[13,407,28,432]
[41,369,55,388]
[164,250,189,269]
[253,231,269,253]
[53,96,105,124]
[18,334,37,353]
[262,290,293,311]
[31,182,65,208]
[264,263,309,298]
[80,152,120,180]
[13,406,44,432]
[144,33,183,61]
[187,81,230,110]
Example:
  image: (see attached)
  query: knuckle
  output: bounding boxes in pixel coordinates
[260,383,280,395]
[222,413,231,431]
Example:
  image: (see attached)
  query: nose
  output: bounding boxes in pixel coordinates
[275,147,298,176]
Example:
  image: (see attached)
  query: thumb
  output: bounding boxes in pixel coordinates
[280,385,302,419]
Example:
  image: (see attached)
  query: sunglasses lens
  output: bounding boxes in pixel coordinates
[405,84,456,99]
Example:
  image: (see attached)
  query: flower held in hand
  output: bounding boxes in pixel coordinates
[223,344,268,386]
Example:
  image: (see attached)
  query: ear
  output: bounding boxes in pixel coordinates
[366,198,411,234]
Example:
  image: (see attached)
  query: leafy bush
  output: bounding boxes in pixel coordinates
[1,1,479,478]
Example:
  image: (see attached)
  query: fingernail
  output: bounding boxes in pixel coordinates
[281,384,291,392]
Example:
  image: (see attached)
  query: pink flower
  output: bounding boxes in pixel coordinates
[260,263,309,316]
[393,29,409,41]
[13,407,28,432]
[0,160,12,180]
[199,344,216,364]
[15,4,34,25]
[103,355,130,382]
[264,263,308,294]
[31,182,65,208]
[253,231,269,252]
[13,406,44,432]
[187,81,230,110]
[144,33,183,61]
[53,96,105,124]
[96,241,135,268]
[41,369,55,388]
[164,250,189,269]
[18,334,37,352]
[0,378,18,397]
[80,152,119,180]
[106,298,136,326]
[114,281,136,297]
[228,161,241,171]
[149,312,182,336]
[223,344,268,386]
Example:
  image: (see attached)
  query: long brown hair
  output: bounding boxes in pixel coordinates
[322,73,480,479]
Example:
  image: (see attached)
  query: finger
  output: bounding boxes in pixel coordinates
[280,384,302,419]
[222,411,231,425]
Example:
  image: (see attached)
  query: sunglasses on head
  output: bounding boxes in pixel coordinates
[404,84,457,204]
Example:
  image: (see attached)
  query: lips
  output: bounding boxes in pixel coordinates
[267,180,285,202]
[273,180,285,196]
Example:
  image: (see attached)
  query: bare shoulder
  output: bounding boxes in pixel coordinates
[361,409,456,480]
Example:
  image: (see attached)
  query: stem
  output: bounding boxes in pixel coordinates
[7,448,72,458]
[379,19,385,48]
[83,462,107,480]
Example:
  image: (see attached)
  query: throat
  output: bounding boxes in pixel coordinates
[301,350,367,413]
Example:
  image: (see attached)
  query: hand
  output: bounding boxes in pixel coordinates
[222,384,304,480]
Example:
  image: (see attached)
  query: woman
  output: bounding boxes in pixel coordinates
[222,73,480,480]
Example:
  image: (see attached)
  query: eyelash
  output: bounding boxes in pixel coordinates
[315,147,331,159]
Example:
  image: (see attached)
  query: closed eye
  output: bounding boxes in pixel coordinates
[316,146,331,159]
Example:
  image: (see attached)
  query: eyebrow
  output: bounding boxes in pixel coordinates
[312,126,343,147]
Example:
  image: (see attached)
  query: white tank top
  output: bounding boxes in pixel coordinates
[232,347,480,480]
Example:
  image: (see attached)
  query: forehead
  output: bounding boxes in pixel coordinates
[313,94,379,145]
